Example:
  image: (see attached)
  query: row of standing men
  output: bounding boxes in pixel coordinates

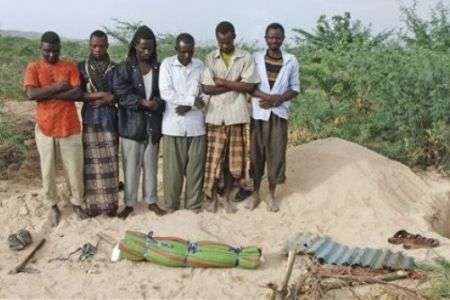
[22,21,300,226]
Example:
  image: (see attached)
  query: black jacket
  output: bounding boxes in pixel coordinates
[112,56,164,144]
[78,60,118,133]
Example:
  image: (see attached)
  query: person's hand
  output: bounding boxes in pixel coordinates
[141,99,159,111]
[194,97,205,110]
[54,80,70,92]
[259,95,282,109]
[91,92,114,107]
[213,77,226,87]
[100,92,114,104]
[176,105,192,116]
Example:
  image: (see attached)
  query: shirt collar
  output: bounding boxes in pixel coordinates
[213,48,245,59]
[259,50,293,66]
[171,56,195,68]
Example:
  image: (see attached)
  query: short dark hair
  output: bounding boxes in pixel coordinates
[265,23,285,35]
[215,21,235,36]
[41,31,60,44]
[176,33,195,47]
[89,30,108,42]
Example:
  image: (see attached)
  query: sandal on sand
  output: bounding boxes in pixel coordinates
[388,230,440,249]
[8,229,32,251]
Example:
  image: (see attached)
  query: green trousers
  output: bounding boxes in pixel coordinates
[163,135,206,210]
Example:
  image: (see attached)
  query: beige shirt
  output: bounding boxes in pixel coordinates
[202,48,260,125]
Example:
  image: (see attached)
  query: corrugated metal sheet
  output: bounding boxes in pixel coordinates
[284,232,416,271]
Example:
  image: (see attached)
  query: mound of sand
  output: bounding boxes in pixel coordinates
[0,137,448,299]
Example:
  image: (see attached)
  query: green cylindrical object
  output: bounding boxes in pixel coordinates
[118,231,262,269]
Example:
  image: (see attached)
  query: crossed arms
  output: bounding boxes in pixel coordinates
[202,77,256,96]
[26,81,83,102]
[252,88,298,109]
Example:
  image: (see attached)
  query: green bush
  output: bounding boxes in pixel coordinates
[288,3,450,173]
[0,4,449,173]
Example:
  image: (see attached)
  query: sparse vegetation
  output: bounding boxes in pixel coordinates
[419,258,450,299]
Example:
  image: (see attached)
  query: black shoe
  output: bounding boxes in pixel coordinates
[50,205,61,227]
[117,206,134,219]
[73,205,89,220]
[106,208,117,218]
[148,203,166,216]
[234,188,253,202]
[87,205,100,218]
[8,229,33,251]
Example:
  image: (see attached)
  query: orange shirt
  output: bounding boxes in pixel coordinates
[23,59,81,137]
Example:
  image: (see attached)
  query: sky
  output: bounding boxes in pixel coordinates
[0,0,448,44]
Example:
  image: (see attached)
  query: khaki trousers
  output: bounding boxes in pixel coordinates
[35,126,84,206]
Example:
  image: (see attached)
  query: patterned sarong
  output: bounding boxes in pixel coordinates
[83,125,119,214]
[203,124,253,199]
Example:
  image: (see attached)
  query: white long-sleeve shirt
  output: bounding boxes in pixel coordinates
[251,51,300,121]
[159,56,206,137]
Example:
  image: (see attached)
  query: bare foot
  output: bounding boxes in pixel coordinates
[266,194,279,212]
[204,197,217,213]
[220,196,237,214]
[245,193,261,210]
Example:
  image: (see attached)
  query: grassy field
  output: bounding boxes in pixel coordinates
[0,3,449,174]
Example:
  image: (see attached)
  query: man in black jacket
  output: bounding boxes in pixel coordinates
[113,26,166,219]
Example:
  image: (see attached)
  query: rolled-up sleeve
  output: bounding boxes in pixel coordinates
[23,63,39,89]
[201,55,215,86]
[289,57,300,93]
[240,53,260,84]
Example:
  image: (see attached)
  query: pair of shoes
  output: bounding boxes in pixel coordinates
[8,229,32,251]
[148,203,166,216]
[388,230,440,249]
[117,206,134,219]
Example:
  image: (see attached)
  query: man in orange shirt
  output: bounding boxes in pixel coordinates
[23,31,89,226]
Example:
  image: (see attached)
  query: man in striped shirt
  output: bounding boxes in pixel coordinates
[247,23,300,212]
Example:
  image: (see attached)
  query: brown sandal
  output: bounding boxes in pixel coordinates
[388,230,440,249]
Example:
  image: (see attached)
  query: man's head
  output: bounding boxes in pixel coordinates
[265,23,285,51]
[89,30,109,60]
[40,31,61,64]
[215,21,236,54]
[175,33,195,66]
[129,25,157,63]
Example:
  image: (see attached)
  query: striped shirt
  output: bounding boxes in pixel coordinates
[265,53,283,89]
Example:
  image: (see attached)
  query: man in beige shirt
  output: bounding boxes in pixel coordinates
[202,21,260,213]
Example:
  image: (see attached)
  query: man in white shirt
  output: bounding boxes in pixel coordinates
[159,33,206,211]
[246,23,300,212]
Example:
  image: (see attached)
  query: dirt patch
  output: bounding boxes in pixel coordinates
[427,191,450,238]
[0,100,39,180]
[0,137,449,299]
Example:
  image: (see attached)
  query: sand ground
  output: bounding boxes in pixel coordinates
[0,101,449,299]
